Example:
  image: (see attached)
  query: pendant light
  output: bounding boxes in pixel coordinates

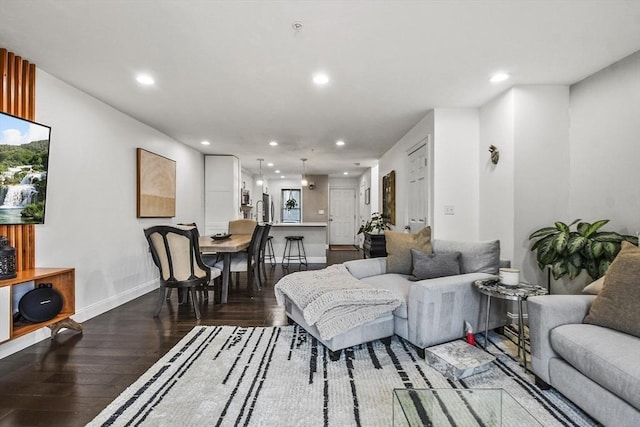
[256,158,264,186]
[300,158,308,187]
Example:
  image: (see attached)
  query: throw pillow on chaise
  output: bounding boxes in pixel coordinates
[409,249,461,280]
[583,241,640,338]
[385,227,432,274]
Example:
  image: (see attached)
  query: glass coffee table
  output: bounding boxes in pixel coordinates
[393,388,542,426]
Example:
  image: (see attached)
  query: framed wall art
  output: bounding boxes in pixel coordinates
[382,170,396,225]
[136,148,176,217]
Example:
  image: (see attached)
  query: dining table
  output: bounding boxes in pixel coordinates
[199,233,252,304]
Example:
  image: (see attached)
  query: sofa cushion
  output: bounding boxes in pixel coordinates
[385,227,432,274]
[359,273,411,319]
[582,276,605,295]
[584,242,640,338]
[432,239,500,274]
[410,249,461,280]
[551,323,640,410]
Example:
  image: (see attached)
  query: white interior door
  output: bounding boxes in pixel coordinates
[408,142,429,233]
[329,188,356,245]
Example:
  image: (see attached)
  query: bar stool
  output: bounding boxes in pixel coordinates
[282,236,308,269]
[264,236,276,267]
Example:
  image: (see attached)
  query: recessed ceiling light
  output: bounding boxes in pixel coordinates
[275,170,280,174]
[136,73,155,85]
[280,175,285,179]
[267,163,274,167]
[201,140,210,146]
[269,141,278,146]
[490,72,510,83]
[313,72,330,85]
[343,172,349,175]
[336,140,345,146]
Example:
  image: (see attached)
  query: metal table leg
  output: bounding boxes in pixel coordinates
[483,294,491,349]
[518,297,527,371]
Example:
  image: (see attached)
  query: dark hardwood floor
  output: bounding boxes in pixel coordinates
[0,249,362,427]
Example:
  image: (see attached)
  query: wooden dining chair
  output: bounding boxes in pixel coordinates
[212,224,265,292]
[258,223,272,283]
[144,225,221,319]
[228,219,257,235]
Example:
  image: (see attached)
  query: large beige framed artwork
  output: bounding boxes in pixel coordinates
[136,148,176,217]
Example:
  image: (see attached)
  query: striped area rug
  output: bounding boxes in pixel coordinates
[88,325,597,427]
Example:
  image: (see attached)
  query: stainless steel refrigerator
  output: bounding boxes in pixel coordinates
[262,193,274,223]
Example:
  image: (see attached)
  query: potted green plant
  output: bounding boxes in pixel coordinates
[285,198,297,210]
[358,212,390,235]
[529,219,638,280]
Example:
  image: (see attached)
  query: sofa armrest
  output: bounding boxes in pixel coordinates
[405,272,507,348]
[344,257,387,279]
[528,294,595,384]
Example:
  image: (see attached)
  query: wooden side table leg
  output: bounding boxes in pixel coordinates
[49,318,83,339]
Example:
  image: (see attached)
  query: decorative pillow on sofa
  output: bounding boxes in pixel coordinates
[431,239,500,274]
[583,242,640,338]
[582,276,605,295]
[385,227,432,274]
[410,249,461,280]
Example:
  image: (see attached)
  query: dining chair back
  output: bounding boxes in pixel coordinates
[213,224,265,292]
[144,225,220,319]
[228,219,257,235]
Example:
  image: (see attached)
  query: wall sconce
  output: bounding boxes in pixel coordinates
[488,145,500,165]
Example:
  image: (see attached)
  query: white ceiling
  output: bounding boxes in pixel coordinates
[1,1,639,179]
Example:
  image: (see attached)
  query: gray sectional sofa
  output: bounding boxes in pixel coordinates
[528,295,640,427]
[338,239,509,356]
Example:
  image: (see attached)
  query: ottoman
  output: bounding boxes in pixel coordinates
[284,295,396,360]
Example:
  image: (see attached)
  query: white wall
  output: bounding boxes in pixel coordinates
[513,86,571,288]
[479,86,570,287]
[379,111,434,232]
[357,169,372,247]
[379,109,479,240]
[479,91,515,259]
[569,51,640,235]
[432,109,479,241]
[1,70,205,357]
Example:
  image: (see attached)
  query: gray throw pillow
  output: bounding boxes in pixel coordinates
[431,239,500,274]
[410,249,461,280]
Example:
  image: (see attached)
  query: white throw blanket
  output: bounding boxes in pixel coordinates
[274,264,401,341]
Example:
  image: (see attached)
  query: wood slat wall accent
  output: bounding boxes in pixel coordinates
[0,47,37,271]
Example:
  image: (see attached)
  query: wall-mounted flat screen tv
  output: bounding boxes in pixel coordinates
[0,111,51,225]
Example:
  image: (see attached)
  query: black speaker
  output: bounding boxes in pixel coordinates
[18,284,63,323]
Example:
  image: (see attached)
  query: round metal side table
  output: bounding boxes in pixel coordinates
[473,279,548,371]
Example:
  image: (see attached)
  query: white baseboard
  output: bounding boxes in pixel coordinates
[74,279,158,323]
[0,279,158,359]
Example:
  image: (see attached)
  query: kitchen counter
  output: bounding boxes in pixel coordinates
[271,222,327,227]
[268,222,327,263]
